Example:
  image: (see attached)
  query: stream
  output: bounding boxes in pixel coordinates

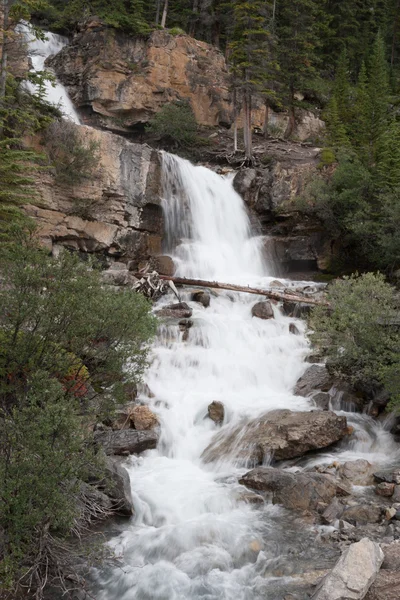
[24,33,400,599]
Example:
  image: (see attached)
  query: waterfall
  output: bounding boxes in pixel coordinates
[95,154,400,599]
[19,24,80,123]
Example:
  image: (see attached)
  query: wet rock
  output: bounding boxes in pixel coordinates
[386,507,397,520]
[374,470,400,485]
[322,497,344,524]
[239,467,339,511]
[202,409,348,465]
[392,485,400,502]
[156,302,192,319]
[129,405,159,430]
[375,482,395,497]
[153,255,175,276]
[312,538,383,600]
[289,322,300,335]
[339,460,374,486]
[179,318,193,341]
[365,570,400,600]
[282,300,312,318]
[294,365,333,397]
[312,392,331,411]
[270,280,285,288]
[251,300,274,320]
[191,290,211,308]
[381,541,400,570]
[95,429,158,455]
[103,457,134,516]
[341,504,382,525]
[207,401,225,425]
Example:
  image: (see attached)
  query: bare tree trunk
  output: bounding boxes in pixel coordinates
[155,0,162,25]
[153,274,329,306]
[263,101,269,138]
[284,83,295,139]
[243,86,252,161]
[161,0,169,28]
[233,85,238,152]
[0,0,10,103]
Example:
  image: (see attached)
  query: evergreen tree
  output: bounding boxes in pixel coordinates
[376,119,400,190]
[275,0,325,138]
[367,31,391,161]
[229,0,276,159]
[333,48,351,127]
[352,61,370,161]
[324,96,350,147]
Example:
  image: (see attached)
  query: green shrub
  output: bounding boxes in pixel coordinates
[309,272,400,405]
[318,147,336,169]
[147,101,198,146]
[44,120,100,185]
[0,231,157,596]
[169,27,186,35]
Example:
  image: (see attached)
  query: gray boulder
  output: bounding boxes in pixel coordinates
[294,365,333,396]
[104,457,134,516]
[251,300,274,320]
[202,409,347,465]
[312,538,383,600]
[156,302,192,319]
[95,429,158,456]
[191,290,211,308]
[239,467,345,512]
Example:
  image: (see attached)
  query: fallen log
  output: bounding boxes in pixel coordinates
[155,275,329,307]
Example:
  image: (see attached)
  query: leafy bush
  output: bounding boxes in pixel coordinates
[0,231,157,597]
[147,101,198,146]
[44,120,100,184]
[309,273,400,406]
[169,27,186,35]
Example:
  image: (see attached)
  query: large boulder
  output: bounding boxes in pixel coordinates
[294,365,333,396]
[103,457,135,516]
[251,301,274,320]
[129,405,159,430]
[339,460,375,486]
[156,302,192,319]
[95,429,158,455]
[239,467,343,512]
[191,290,211,308]
[202,409,348,465]
[312,538,384,600]
[340,504,382,525]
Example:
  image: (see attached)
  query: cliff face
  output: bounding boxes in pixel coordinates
[48,20,324,142]
[48,21,232,132]
[26,126,163,269]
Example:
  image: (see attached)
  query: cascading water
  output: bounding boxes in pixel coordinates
[95,153,400,599]
[19,24,80,123]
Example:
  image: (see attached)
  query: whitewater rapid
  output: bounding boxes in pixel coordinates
[94,154,399,599]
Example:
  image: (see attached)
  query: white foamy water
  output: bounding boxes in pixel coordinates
[19,24,80,123]
[95,153,400,599]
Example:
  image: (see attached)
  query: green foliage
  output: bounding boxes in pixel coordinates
[147,101,198,146]
[0,232,157,594]
[44,119,100,184]
[318,147,336,169]
[309,272,400,405]
[169,26,186,36]
[324,97,350,147]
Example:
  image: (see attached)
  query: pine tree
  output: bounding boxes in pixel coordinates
[368,31,391,158]
[324,96,350,147]
[376,119,400,190]
[228,0,277,160]
[275,0,325,138]
[333,48,351,127]
[352,61,370,161]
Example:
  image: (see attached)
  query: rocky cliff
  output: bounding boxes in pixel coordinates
[48,20,324,142]
[26,126,163,270]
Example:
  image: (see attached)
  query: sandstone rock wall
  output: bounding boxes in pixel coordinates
[25,125,163,269]
[48,22,232,132]
[48,20,324,142]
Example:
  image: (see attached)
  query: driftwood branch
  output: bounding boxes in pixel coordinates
[156,275,329,306]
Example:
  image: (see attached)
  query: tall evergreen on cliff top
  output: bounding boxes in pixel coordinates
[275,0,327,137]
[228,0,277,160]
